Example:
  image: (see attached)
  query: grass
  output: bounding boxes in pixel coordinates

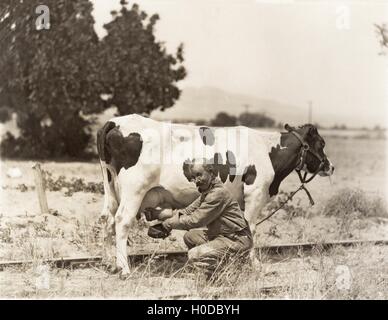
[266,187,387,220]
[44,171,104,196]
[1,243,386,299]
[1,195,386,298]
[258,187,388,242]
[265,190,310,219]
[1,213,101,262]
[322,187,388,218]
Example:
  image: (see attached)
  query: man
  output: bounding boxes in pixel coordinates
[147,159,253,279]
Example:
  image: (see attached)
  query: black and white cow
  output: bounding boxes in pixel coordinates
[97,114,334,276]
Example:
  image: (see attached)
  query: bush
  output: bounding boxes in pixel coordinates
[210,112,237,127]
[44,171,104,196]
[321,188,387,218]
[238,112,275,128]
[0,126,93,160]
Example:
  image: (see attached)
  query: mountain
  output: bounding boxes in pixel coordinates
[150,86,308,125]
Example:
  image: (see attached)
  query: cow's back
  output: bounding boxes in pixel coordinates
[103,114,278,211]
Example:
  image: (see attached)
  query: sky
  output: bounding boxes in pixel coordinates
[91,0,388,128]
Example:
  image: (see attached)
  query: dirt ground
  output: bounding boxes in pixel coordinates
[0,136,387,299]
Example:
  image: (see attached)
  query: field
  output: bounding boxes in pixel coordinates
[0,135,387,299]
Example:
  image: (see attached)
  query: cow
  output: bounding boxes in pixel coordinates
[97,114,334,278]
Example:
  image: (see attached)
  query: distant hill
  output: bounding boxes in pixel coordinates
[151,86,308,125]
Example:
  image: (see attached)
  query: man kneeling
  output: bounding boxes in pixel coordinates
[147,160,253,279]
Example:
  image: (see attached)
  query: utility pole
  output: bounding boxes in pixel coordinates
[308,100,313,124]
[244,104,250,113]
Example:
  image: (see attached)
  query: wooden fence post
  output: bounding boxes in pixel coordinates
[32,162,49,215]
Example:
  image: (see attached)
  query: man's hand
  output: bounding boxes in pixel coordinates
[162,213,181,232]
[143,207,175,222]
[143,207,162,221]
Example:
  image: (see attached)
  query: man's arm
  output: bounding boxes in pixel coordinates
[163,191,226,231]
[144,196,202,222]
[176,196,202,216]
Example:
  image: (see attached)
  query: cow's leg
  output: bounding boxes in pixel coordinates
[102,183,119,243]
[100,182,118,223]
[98,163,119,243]
[98,164,119,242]
[243,183,271,269]
[114,166,159,279]
[114,195,145,278]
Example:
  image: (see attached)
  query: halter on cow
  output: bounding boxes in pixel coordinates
[256,124,333,226]
[287,125,328,181]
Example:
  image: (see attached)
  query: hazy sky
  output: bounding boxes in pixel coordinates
[91,0,388,127]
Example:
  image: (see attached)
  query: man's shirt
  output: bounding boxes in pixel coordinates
[164,178,249,238]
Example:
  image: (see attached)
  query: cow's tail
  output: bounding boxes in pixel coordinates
[97,122,120,217]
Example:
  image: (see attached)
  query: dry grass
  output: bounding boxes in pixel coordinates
[1,243,386,299]
[43,171,104,196]
[322,187,387,218]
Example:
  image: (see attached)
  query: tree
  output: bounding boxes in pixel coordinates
[0,106,12,123]
[210,112,237,127]
[0,0,103,158]
[99,2,186,116]
[0,1,186,158]
[238,112,275,128]
[375,24,388,55]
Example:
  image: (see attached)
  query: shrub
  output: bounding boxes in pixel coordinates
[210,112,237,127]
[238,112,275,128]
[321,188,387,218]
[44,171,104,196]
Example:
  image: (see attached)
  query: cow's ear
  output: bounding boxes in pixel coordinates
[284,124,293,132]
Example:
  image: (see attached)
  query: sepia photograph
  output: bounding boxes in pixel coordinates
[0,0,387,301]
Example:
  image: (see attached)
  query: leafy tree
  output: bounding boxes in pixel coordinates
[99,2,186,116]
[0,1,186,158]
[210,112,237,127]
[0,0,103,158]
[238,112,275,128]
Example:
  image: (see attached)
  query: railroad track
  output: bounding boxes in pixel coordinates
[0,239,387,270]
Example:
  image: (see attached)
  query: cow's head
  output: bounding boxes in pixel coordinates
[284,124,334,176]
